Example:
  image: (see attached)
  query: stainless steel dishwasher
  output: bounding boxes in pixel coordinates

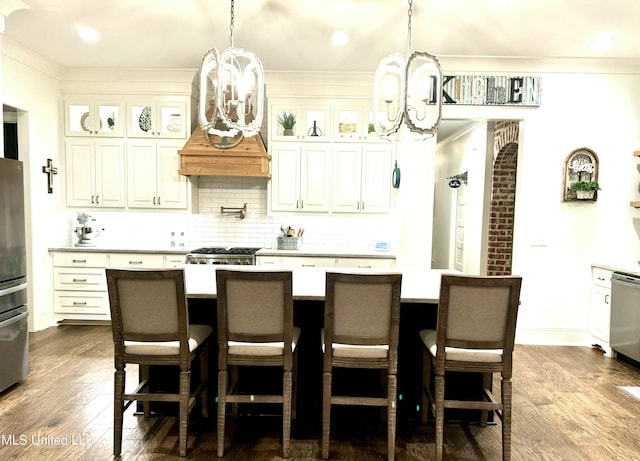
[610,271,640,362]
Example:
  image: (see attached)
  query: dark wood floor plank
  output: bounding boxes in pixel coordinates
[1,326,640,459]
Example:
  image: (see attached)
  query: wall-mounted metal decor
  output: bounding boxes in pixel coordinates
[562,147,599,201]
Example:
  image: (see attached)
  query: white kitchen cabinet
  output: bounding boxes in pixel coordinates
[126,99,188,139]
[335,257,396,268]
[332,102,383,143]
[127,139,192,210]
[65,98,125,137]
[109,253,165,268]
[270,142,331,212]
[590,266,613,357]
[51,251,188,322]
[52,252,110,320]
[65,138,126,208]
[332,143,392,213]
[270,101,331,142]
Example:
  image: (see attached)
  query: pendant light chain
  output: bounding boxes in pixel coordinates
[229,0,235,48]
[406,0,413,56]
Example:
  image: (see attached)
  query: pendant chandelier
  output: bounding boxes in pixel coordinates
[373,0,442,139]
[198,0,264,138]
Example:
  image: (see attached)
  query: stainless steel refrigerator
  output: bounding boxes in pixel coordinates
[0,157,28,392]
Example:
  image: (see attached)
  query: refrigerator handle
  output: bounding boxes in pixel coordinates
[0,283,27,298]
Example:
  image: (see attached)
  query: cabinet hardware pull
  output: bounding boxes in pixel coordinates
[153,197,156,205]
[72,259,87,264]
[158,196,161,206]
[72,278,87,282]
[91,195,95,204]
[129,261,143,265]
[361,201,364,210]
[300,200,303,209]
[96,195,100,204]
[302,264,315,267]
[605,294,610,304]
[72,301,88,306]
[296,200,299,209]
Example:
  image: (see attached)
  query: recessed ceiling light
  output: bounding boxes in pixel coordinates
[591,32,616,51]
[331,31,349,46]
[77,27,100,43]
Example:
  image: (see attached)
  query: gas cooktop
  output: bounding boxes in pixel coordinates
[188,247,262,255]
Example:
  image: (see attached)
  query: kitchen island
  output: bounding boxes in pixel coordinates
[181,265,462,425]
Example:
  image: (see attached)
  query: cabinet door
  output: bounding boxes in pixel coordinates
[65,100,124,137]
[300,144,331,212]
[270,103,331,142]
[94,140,126,207]
[127,140,158,208]
[332,145,362,212]
[271,143,301,212]
[127,101,187,138]
[333,105,364,142]
[157,141,189,209]
[360,145,392,213]
[590,285,611,342]
[66,140,96,207]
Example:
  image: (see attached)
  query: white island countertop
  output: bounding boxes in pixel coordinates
[184,265,457,304]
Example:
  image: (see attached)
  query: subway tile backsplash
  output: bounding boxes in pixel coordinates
[80,177,396,253]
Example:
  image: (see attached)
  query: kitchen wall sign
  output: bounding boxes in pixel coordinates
[562,147,600,201]
[442,75,541,107]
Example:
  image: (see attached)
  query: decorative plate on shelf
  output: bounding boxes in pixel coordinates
[80,112,91,132]
[138,106,152,132]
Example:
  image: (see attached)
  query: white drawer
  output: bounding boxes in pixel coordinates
[280,256,336,267]
[257,256,281,266]
[109,253,165,268]
[53,252,108,268]
[335,257,396,268]
[54,291,110,315]
[592,267,613,289]
[164,255,186,267]
[54,267,106,291]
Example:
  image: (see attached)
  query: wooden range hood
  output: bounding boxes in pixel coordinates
[178,118,271,178]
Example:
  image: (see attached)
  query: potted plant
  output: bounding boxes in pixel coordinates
[569,181,600,200]
[276,111,296,136]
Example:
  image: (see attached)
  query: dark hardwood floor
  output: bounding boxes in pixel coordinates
[2,325,640,460]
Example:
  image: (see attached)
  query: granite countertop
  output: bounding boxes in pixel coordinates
[49,246,189,255]
[256,248,396,259]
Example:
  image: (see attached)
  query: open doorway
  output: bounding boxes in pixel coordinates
[432,120,520,275]
[3,105,18,160]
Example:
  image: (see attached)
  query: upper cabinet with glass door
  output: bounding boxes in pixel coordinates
[126,99,188,139]
[270,101,331,142]
[333,102,384,143]
[65,99,125,137]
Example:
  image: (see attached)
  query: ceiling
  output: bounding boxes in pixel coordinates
[3,0,639,141]
[4,0,640,72]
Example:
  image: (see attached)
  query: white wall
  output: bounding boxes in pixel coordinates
[2,38,64,330]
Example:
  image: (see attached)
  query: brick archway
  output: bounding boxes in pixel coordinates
[487,122,519,276]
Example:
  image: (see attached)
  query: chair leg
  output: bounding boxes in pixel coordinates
[434,374,445,461]
[421,348,431,424]
[387,374,397,461]
[113,368,125,456]
[200,345,210,419]
[283,370,292,458]
[321,371,332,460]
[292,349,298,420]
[481,372,492,426]
[179,370,190,457]
[217,370,228,458]
[502,377,512,461]
[140,365,150,417]
[230,366,239,418]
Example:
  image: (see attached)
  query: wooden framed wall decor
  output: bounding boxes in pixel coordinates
[562,147,599,201]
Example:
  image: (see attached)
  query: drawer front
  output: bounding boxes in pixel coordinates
[109,253,165,268]
[54,291,110,315]
[256,256,282,266]
[280,256,336,267]
[592,267,613,289]
[54,268,106,291]
[52,252,108,268]
[335,257,396,268]
[164,255,186,267]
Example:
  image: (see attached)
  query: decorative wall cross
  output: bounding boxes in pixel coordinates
[42,158,58,193]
